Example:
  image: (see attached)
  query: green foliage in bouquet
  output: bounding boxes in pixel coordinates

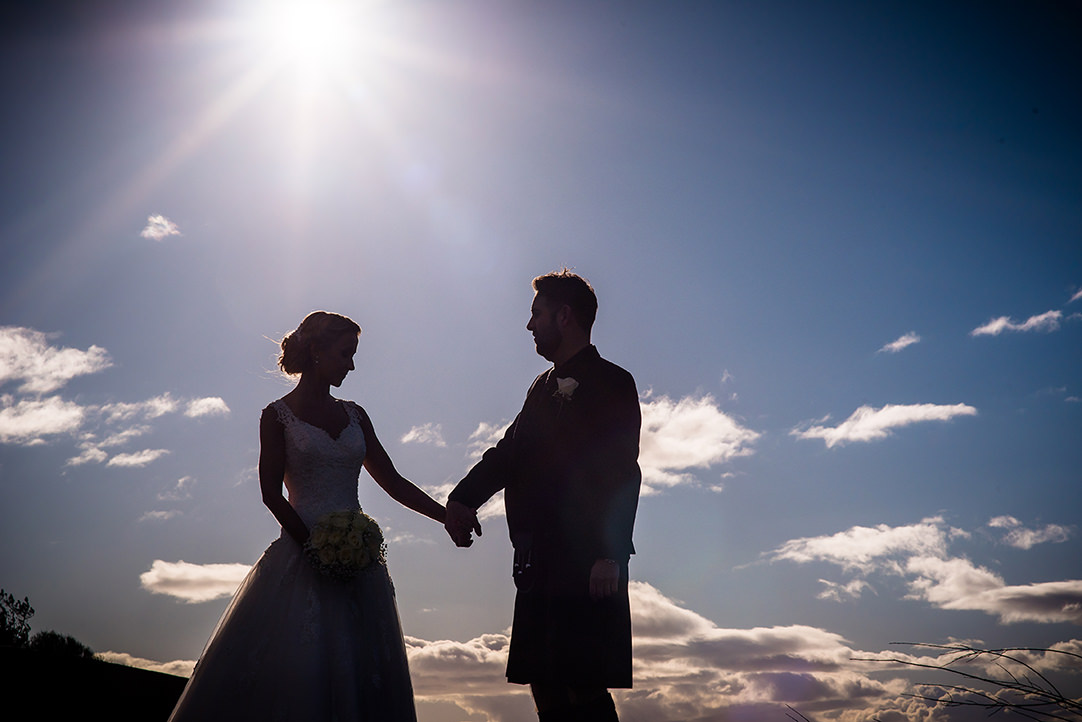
[304,510,387,581]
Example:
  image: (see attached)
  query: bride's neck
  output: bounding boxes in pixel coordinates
[293,372,331,401]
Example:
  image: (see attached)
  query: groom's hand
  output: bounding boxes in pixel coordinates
[589,558,620,601]
[445,500,482,547]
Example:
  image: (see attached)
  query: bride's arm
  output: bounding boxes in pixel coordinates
[356,408,446,525]
[259,407,310,546]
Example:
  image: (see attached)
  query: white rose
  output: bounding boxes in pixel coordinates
[556,377,579,398]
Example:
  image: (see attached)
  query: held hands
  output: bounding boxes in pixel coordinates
[444,500,482,548]
[589,558,620,601]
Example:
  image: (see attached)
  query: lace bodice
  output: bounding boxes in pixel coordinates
[269,399,367,528]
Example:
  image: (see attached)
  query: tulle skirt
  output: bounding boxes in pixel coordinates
[168,536,417,722]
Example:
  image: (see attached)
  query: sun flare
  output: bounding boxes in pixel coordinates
[255,0,362,74]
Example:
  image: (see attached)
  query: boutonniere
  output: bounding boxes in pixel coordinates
[555,377,579,400]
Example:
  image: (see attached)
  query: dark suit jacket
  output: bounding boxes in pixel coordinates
[449,344,641,569]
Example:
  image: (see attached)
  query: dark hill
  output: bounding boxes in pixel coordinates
[0,646,185,721]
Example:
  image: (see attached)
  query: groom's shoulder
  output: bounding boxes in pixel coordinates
[594,352,636,386]
[525,369,550,393]
[584,353,637,405]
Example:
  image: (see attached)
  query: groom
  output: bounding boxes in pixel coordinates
[446,270,641,722]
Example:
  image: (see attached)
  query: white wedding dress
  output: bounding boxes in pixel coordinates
[168,399,417,722]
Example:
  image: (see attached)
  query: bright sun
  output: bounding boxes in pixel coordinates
[255,0,361,74]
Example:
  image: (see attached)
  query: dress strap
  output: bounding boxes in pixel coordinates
[342,400,365,427]
[268,399,294,427]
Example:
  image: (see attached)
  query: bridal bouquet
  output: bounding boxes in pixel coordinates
[304,509,386,580]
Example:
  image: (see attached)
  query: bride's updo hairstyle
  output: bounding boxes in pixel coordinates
[278,311,361,375]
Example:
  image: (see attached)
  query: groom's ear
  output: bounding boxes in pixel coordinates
[556,303,574,329]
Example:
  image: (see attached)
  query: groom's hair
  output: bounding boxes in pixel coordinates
[532,269,597,333]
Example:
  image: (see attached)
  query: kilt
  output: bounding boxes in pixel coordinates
[505,556,632,688]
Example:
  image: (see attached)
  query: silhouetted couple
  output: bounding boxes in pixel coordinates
[168,270,641,722]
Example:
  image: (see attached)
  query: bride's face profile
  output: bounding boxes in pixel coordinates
[314,333,358,387]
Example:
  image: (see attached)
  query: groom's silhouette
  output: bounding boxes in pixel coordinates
[446,270,641,722]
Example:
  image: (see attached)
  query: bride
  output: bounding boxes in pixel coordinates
[169,311,449,721]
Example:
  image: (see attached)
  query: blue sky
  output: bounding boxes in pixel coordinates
[2,1,1080,720]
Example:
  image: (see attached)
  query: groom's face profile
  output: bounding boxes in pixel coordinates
[527,293,563,361]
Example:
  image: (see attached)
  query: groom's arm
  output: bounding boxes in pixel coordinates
[591,366,642,562]
[446,373,544,546]
[450,371,545,510]
[442,455,503,548]
[590,383,640,600]
[450,425,516,505]
[444,412,521,546]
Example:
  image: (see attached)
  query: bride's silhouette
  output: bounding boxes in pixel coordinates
[169,311,445,721]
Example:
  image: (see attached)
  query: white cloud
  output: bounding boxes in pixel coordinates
[185,396,230,418]
[638,394,759,491]
[107,449,171,467]
[0,328,228,461]
[791,403,977,448]
[139,510,181,522]
[140,214,181,241]
[769,517,1082,625]
[386,532,437,546]
[97,651,196,678]
[989,514,1022,529]
[401,422,447,447]
[0,395,86,444]
[817,578,875,602]
[877,331,920,354]
[960,581,1082,624]
[905,555,1082,624]
[141,394,181,418]
[467,420,511,461]
[1070,289,1082,304]
[66,445,109,466]
[66,426,153,465]
[904,555,1004,605]
[99,393,228,424]
[159,476,194,501]
[101,426,152,447]
[988,515,1072,549]
[140,559,251,603]
[768,517,952,574]
[101,393,179,421]
[0,326,111,394]
[408,633,517,698]
[970,310,1062,336]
